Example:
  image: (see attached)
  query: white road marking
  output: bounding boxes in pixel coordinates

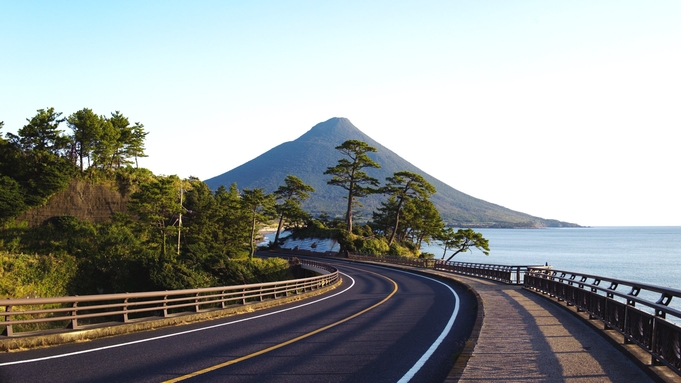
[0,273,355,367]
[352,264,461,383]
[398,273,460,382]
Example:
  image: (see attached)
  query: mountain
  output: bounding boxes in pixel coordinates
[204,118,579,228]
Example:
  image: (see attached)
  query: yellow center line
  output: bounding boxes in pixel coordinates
[163,269,398,383]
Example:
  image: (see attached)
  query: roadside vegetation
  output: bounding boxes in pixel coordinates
[0,108,488,300]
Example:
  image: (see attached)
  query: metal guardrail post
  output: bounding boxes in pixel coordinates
[123,296,129,323]
[3,302,12,337]
[194,292,200,312]
[70,301,78,329]
[163,294,169,317]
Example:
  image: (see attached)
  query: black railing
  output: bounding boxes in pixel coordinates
[348,254,540,285]
[525,267,681,375]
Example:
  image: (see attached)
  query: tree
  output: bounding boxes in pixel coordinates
[381,171,436,246]
[0,176,26,223]
[273,175,315,246]
[67,108,105,172]
[216,184,251,257]
[402,197,444,250]
[240,188,276,259]
[7,108,71,156]
[371,195,399,236]
[2,110,76,207]
[324,140,381,233]
[129,175,184,257]
[125,122,148,168]
[439,228,490,262]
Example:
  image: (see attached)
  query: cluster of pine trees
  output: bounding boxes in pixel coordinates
[0,107,147,223]
[297,139,489,261]
[0,108,293,298]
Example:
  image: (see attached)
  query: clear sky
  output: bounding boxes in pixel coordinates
[2,1,679,227]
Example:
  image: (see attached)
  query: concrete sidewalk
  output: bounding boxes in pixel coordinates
[442,274,678,383]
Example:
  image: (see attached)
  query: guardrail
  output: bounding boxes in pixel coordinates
[525,267,681,375]
[1,259,339,338]
[348,254,539,284]
[432,260,540,284]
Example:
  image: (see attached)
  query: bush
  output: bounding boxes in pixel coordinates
[204,256,293,286]
[150,259,218,291]
[388,242,420,257]
[356,237,389,255]
[0,252,77,299]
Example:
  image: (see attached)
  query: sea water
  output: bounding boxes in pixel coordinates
[422,226,681,290]
[268,226,681,290]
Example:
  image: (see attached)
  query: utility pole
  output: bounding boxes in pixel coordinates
[177,185,183,256]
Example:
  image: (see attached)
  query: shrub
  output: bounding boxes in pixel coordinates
[0,252,77,299]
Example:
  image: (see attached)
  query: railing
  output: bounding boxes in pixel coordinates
[348,254,539,284]
[525,267,681,375]
[1,259,339,338]
[432,260,540,284]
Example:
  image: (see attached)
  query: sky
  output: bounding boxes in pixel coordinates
[1,1,680,227]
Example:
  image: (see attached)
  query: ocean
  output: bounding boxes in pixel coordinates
[422,226,681,291]
[268,226,681,291]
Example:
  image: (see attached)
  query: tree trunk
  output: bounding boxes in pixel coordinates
[388,199,404,246]
[249,214,257,259]
[445,249,464,262]
[274,213,285,247]
[346,186,354,233]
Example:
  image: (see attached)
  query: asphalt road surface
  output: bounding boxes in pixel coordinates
[0,258,477,383]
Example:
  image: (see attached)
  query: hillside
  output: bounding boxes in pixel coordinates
[204,118,579,228]
[16,180,129,227]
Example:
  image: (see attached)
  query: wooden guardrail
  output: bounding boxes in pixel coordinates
[1,259,339,337]
[525,267,681,376]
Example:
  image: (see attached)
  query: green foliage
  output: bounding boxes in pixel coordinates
[0,252,77,299]
[288,219,340,240]
[67,109,148,173]
[129,175,184,257]
[6,107,71,155]
[438,227,490,261]
[241,188,277,259]
[380,171,436,246]
[204,257,292,286]
[273,175,315,246]
[149,259,217,291]
[324,139,381,232]
[0,176,27,223]
[356,237,389,255]
[114,166,156,196]
[0,109,305,297]
[388,242,412,257]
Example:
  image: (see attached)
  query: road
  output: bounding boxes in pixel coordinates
[0,258,477,383]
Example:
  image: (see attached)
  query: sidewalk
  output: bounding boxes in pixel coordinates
[440,273,677,383]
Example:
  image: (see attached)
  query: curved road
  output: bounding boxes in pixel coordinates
[0,258,476,383]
